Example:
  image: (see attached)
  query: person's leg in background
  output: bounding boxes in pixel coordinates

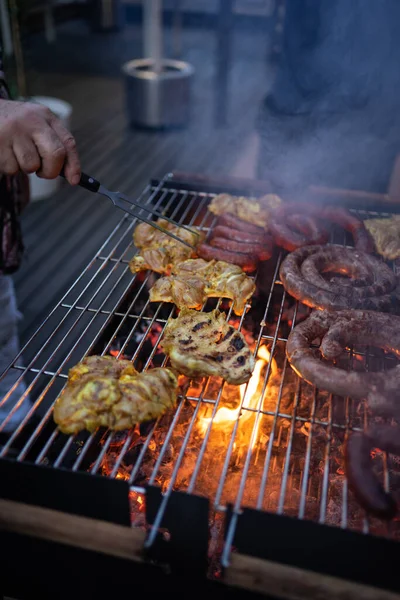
[0,275,31,437]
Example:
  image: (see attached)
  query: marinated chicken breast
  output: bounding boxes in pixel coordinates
[208,193,281,229]
[364,216,400,260]
[150,272,206,310]
[161,308,255,385]
[149,258,256,316]
[129,219,201,274]
[53,355,178,434]
[67,355,136,382]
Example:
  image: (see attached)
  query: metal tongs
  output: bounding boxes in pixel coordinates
[61,170,198,249]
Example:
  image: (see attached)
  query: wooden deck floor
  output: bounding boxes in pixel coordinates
[14,20,272,344]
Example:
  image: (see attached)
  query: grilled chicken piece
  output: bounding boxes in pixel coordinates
[150,272,206,310]
[203,260,256,310]
[161,308,255,385]
[67,355,136,382]
[149,258,256,316]
[364,216,400,260]
[208,193,281,229]
[129,219,201,274]
[53,356,178,434]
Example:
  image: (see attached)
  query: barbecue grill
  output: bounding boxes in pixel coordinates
[2,173,400,600]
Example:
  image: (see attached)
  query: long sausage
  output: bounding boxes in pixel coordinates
[197,242,258,272]
[269,202,374,252]
[210,236,273,262]
[211,225,266,245]
[270,209,329,251]
[217,213,265,234]
[321,206,375,253]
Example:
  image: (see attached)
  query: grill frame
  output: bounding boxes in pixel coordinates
[2,172,400,597]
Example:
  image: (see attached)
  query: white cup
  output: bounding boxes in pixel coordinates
[28,96,73,202]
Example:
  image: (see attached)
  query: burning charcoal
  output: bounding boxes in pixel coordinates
[325,474,367,529]
[259,432,270,448]
[303,496,320,521]
[390,455,400,469]
[107,430,132,448]
[179,375,195,397]
[254,258,280,299]
[108,344,130,361]
[312,425,330,444]
[140,419,156,437]
[123,440,146,466]
[281,298,311,326]
[299,422,312,437]
[160,443,174,465]
[178,401,196,422]
[148,439,157,452]
[131,472,148,487]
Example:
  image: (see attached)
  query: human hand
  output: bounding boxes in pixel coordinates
[0,99,80,185]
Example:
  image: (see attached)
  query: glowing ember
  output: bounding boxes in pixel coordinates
[147,322,164,353]
[198,345,277,444]
[129,490,146,526]
[129,490,146,512]
[109,349,128,360]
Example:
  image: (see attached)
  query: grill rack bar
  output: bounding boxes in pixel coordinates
[49,188,206,470]
[67,187,213,476]
[0,176,398,568]
[0,177,174,453]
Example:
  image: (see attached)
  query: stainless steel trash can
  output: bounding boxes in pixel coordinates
[122,58,194,129]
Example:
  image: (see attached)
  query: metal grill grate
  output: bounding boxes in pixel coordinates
[1,175,400,568]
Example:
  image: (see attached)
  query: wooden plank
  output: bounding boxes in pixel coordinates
[225,553,400,600]
[0,498,145,562]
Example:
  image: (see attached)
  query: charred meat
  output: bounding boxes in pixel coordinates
[161,308,255,385]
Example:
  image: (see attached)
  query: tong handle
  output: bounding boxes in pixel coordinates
[60,168,100,193]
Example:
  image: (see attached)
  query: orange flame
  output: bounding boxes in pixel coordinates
[198,346,276,448]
